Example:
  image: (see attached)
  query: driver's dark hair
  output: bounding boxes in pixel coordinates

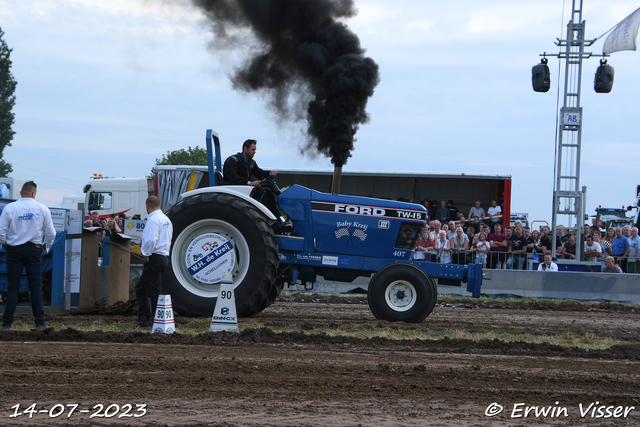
[242,139,257,150]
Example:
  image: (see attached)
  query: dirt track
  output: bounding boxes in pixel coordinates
[1,295,639,426]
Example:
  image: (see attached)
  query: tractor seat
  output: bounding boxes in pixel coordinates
[215,171,227,186]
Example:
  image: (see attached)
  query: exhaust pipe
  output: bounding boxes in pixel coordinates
[332,165,342,195]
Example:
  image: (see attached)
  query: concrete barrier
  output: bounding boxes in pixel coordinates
[441,269,640,303]
[289,270,640,304]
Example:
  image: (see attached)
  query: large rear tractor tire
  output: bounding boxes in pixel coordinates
[162,193,279,317]
[367,263,437,323]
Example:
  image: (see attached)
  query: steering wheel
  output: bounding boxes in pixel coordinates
[259,174,280,195]
[259,174,277,187]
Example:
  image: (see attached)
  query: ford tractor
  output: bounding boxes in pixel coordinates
[161,130,482,323]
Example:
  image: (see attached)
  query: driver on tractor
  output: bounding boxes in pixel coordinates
[223,139,292,233]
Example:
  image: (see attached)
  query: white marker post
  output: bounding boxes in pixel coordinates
[209,273,238,332]
[152,294,175,334]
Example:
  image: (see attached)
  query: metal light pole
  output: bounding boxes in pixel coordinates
[537,0,607,258]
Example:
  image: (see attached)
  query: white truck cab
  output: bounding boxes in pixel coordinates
[83,176,151,220]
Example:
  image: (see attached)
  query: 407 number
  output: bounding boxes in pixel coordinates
[393,250,406,257]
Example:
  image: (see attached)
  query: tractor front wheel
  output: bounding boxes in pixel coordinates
[367,263,437,323]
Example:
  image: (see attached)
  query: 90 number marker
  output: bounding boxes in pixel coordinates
[9,403,147,419]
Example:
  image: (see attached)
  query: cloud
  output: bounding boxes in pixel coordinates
[467,4,559,35]
[2,0,202,35]
[405,20,435,33]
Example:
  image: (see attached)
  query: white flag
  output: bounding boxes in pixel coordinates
[603,7,640,54]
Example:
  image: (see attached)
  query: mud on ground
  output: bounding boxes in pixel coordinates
[1,294,639,426]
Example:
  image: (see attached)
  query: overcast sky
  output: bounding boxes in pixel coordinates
[1,0,639,225]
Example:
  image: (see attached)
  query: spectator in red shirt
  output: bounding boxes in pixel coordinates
[415,229,435,261]
[488,223,507,268]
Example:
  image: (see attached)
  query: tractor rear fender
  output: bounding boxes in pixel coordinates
[179,186,277,223]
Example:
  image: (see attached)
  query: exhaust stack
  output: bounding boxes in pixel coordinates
[332,165,342,195]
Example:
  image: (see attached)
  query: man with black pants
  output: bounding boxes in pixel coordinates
[506,224,528,270]
[0,181,56,330]
[135,196,173,329]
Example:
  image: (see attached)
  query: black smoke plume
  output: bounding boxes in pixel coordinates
[191,0,380,167]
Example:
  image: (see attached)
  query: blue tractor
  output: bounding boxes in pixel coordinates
[161,130,482,323]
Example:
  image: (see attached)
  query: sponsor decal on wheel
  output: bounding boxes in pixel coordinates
[184,233,236,284]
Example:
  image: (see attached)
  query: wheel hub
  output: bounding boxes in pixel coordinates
[384,280,417,312]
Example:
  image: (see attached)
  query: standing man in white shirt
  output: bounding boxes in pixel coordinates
[487,200,502,233]
[135,196,173,329]
[0,181,56,330]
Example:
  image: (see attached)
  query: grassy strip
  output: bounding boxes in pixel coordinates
[4,317,619,350]
[237,321,620,350]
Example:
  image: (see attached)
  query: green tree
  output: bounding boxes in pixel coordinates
[0,27,16,177]
[151,146,209,176]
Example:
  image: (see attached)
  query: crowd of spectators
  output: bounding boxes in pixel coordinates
[84,212,142,257]
[416,199,639,274]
